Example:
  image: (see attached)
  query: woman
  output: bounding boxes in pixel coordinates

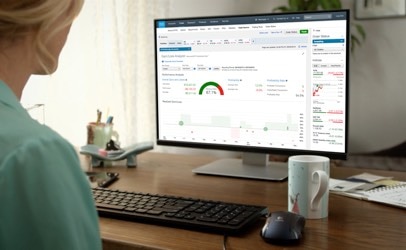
[0,1,102,249]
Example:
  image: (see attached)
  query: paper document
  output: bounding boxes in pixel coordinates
[329,172,406,209]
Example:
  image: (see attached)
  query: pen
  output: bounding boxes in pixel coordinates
[106,116,114,124]
[96,109,102,124]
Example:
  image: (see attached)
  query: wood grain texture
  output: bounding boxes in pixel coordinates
[96,152,406,250]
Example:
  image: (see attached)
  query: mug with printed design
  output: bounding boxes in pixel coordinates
[288,155,330,219]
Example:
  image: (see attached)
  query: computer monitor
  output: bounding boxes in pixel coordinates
[154,10,349,181]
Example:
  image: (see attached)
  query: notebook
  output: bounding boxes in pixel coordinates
[364,184,406,209]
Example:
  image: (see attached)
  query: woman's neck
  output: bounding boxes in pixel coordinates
[0,38,34,100]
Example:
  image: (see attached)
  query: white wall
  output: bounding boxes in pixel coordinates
[167,0,406,154]
[342,3,406,153]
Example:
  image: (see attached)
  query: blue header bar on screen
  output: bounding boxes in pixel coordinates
[157,21,166,28]
[155,11,347,28]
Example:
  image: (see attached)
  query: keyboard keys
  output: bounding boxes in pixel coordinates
[95,203,124,210]
[92,187,269,234]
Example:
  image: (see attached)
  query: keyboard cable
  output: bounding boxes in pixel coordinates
[223,235,228,250]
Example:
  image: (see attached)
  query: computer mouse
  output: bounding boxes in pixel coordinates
[260,211,305,245]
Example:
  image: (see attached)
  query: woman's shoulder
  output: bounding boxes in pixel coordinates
[1,113,77,164]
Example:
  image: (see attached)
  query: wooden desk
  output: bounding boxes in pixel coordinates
[97,152,406,250]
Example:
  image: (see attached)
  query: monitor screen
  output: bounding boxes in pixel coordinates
[154,10,349,181]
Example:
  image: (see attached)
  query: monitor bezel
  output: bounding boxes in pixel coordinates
[154,9,350,161]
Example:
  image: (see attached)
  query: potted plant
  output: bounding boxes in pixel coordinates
[273,0,366,53]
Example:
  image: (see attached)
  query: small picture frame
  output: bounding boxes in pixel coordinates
[355,0,406,19]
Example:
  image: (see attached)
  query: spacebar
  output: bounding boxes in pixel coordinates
[96,203,124,210]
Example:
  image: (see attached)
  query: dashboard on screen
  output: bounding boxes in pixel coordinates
[154,10,349,180]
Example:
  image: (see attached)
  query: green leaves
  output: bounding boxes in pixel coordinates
[274,0,343,12]
[351,23,366,53]
[319,0,342,10]
[273,0,332,11]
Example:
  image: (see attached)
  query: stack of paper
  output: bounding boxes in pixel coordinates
[329,173,406,209]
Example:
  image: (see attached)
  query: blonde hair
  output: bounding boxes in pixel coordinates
[0,0,84,74]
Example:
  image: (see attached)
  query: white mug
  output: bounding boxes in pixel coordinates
[288,155,330,219]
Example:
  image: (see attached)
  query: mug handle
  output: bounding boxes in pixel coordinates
[112,131,120,145]
[310,170,329,211]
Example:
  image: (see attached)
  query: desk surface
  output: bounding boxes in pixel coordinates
[96,152,406,250]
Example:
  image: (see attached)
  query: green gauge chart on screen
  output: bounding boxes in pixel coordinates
[199,81,224,95]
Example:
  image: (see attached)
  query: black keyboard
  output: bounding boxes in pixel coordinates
[92,187,269,234]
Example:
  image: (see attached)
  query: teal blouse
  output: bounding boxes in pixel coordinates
[0,81,102,249]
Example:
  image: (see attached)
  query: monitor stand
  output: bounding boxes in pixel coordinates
[192,152,288,181]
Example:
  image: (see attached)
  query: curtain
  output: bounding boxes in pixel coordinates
[22,0,169,148]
